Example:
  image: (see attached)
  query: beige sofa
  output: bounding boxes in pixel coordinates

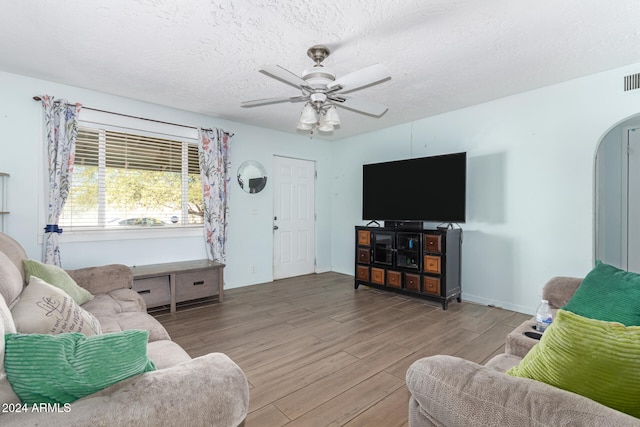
[406,276,640,427]
[0,232,249,427]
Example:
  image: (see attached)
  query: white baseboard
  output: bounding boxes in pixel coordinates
[462,293,534,316]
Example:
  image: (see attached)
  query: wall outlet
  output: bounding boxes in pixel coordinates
[251,265,257,274]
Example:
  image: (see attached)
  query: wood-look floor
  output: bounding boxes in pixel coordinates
[154,272,530,427]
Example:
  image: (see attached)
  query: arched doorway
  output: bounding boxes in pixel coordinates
[595,114,640,271]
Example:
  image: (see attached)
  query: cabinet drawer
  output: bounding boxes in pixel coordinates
[371,267,385,285]
[424,234,442,253]
[133,276,171,308]
[424,255,441,274]
[357,247,370,264]
[423,276,441,295]
[357,230,371,246]
[175,271,219,303]
[387,270,402,288]
[356,265,369,281]
[404,273,421,292]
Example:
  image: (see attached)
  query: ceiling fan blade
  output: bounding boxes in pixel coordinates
[327,64,391,93]
[241,95,308,108]
[260,65,312,90]
[331,95,388,117]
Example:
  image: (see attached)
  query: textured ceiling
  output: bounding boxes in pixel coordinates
[1,1,639,140]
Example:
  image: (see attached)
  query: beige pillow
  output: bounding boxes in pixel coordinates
[11,276,102,336]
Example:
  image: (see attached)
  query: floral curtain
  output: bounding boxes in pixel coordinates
[40,95,81,266]
[198,128,232,261]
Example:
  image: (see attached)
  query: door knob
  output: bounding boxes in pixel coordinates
[273,225,279,230]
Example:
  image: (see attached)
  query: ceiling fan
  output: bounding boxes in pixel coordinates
[241,45,391,133]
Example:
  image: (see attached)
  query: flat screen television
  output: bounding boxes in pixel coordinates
[362,152,466,223]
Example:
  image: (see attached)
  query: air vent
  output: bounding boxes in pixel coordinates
[624,73,640,92]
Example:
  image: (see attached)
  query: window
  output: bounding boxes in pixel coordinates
[60,125,203,231]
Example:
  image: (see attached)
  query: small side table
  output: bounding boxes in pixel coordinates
[131,259,224,313]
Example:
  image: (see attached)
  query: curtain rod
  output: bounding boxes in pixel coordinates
[32,96,233,136]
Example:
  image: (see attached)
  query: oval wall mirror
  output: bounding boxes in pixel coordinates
[237,160,267,194]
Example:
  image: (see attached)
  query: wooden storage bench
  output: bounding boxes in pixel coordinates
[131,259,224,313]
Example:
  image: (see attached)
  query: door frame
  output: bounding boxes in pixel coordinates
[621,125,640,271]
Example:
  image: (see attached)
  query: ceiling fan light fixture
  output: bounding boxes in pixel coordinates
[299,103,317,125]
[324,106,341,126]
[242,45,391,136]
[317,123,334,133]
[297,121,313,131]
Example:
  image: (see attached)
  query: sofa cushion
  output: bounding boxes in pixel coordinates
[0,233,29,282]
[0,252,24,308]
[11,277,101,336]
[81,288,146,316]
[484,353,521,372]
[407,354,640,427]
[0,293,15,336]
[4,330,155,405]
[0,295,20,405]
[23,259,94,305]
[563,260,640,326]
[66,264,134,296]
[95,312,170,342]
[147,340,192,369]
[507,309,640,418]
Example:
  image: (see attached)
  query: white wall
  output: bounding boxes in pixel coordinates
[331,63,640,314]
[3,62,640,313]
[0,71,333,289]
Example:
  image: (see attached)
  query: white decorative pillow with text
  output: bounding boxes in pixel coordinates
[11,276,102,336]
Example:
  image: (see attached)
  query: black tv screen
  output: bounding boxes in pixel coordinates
[362,152,466,223]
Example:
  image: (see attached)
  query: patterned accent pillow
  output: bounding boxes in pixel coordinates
[4,330,155,404]
[508,309,640,418]
[11,276,101,336]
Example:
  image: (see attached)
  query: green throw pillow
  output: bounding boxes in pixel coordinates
[507,309,640,418]
[563,260,640,326]
[4,330,155,405]
[23,259,93,305]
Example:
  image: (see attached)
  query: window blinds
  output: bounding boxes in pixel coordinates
[61,126,202,229]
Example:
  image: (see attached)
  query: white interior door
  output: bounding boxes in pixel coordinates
[273,156,315,280]
[627,128,640,272]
